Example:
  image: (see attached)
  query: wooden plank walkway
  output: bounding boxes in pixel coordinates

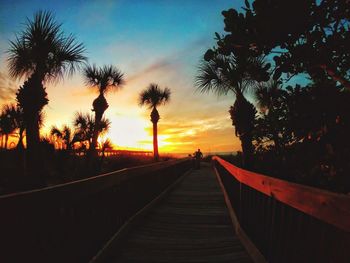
[113,163,253,263]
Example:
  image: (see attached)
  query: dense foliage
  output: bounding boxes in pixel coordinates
[200,1,350,192]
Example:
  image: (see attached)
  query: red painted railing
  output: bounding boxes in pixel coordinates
[213,156,350,263]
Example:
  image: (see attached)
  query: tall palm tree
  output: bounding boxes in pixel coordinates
[139,84,171,161]
[83,64,124,156]
[7,11,86,185]
[196,50,269,168]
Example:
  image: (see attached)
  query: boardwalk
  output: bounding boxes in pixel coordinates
[1,158,349,262]
[114,163,253,263]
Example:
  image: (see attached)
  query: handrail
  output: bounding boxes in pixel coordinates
[0,158,192,262]
[213,156,350,232]
[0,158,186,205]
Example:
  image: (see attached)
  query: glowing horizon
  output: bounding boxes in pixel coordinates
[0,0,246,154]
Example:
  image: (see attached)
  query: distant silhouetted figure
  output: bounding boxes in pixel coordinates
[194,149,203,169]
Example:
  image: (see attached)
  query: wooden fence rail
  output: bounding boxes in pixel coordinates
[0,158,191,263]
[212,156,350,263]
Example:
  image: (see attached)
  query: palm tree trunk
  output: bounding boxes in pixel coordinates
[90,93,108,158]
[150,107,160,161]
[240,132,254,169]
[25,112,44,186]
[16,127,25,149]
[16,73,48,187]
[232,92,256,169]
[91,111,102,156]
[5,134,9,149]
[153,121,159,161]
[99,149,106,171]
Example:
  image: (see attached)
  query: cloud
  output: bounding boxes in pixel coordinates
[70,87,96,97]
[77,0,120,28]
[127,60,174,83]
[126,36,211,83]
[0,71,17,103]
[138,115,240,153]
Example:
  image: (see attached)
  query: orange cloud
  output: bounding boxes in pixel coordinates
[0,72,17,103]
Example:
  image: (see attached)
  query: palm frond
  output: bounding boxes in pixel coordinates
[84,64,125,94]
[83,64,101,87]
[73,111,88,130]
[7,10,86,81]
[0,104,18,134]
[62,125,72,142]
[255,79,283,111]
[196,50,270,98]
[7,36,33,79]
[99,117,111,135]
[195,60,232,96]
[52,34,87,80]
[139,83,171,109]
[101,138,113,150]
[50,125,62,138]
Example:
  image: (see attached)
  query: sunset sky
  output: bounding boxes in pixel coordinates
[0,0,305,154]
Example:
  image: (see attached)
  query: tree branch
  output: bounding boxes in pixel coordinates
[319,64,350,91]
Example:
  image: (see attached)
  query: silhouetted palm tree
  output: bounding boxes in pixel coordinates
[7,11,86,185]
[50,125,75,151]
[12,106,25,149]
[0,105,16,149]
[83,64,124,156]
[196,51,269,168]
[139,84,171,161]
[99,138,113,168]
[73,112,111,153]
[2,104,26,149]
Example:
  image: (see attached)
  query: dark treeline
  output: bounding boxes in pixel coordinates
[197,0,350,193]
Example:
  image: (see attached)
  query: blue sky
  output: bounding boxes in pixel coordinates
[0,0,241,67]
[1,0,305,154]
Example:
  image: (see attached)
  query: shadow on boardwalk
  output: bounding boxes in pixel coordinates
[114,163,253,263]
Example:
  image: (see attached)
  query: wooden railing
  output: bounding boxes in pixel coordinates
[0,158,191,263]
[101,149,152,156]
[213,156,350,263]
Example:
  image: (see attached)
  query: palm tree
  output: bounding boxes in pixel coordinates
[0,105,16,149]
[196,50,269,168]
[99,138,113,168]
[139,84,171,161]
[50,125,75,151]
[2,104,26,149]
[83,64,124,156]
[73,112,111,153]
[7,11,86,185]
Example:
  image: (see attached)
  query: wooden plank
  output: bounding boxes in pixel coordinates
[213,164,267,263]
[89,168,193,263]
[213,156,350,232]
[112,164,253,263]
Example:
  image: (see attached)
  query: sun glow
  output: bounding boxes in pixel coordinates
[107,115,152,150]
[105,114,177,152]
